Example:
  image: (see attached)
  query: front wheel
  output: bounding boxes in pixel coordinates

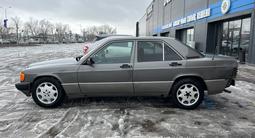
[32,77,65,108]
[171,78,204,110]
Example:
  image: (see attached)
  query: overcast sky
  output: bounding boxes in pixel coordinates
[1,0,151,35]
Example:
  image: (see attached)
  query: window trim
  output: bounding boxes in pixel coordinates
[85,40,135,65]
[163,43,165,61]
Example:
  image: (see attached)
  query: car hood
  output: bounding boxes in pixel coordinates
[29,58,77,68]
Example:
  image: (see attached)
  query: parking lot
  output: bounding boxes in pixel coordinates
[0,44,255,137]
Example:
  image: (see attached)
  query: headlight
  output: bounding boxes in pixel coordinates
[20,71,25,82]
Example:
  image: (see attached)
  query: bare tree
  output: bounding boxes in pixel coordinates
[55,23,70,43]
[0,28,4,40]
[11,16,22,43]
[0,16,117,44]
[0,20,3,40]
[83,24,117,41]
[39,19,53,42]
[98,24,117,35]
[24,18,39,37]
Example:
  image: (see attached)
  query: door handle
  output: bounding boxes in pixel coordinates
[120,64,132,69]
[169,62,182,67]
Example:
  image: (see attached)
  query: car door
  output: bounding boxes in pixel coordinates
[133,40,185,96]
[77,40,134,96]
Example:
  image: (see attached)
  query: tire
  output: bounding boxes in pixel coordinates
[171,78,204,110]
[31,77,65,108]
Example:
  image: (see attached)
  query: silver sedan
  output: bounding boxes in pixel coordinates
[15,37,238,109]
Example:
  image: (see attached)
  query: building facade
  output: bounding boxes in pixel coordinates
[138,0,255,64]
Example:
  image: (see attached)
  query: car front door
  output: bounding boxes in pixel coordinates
[133,40,185,96]
[77,40,134,96]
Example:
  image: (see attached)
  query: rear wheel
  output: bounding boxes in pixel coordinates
[171,78,204,109]
[32,77,65,108]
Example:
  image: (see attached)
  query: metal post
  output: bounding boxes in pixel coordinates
[249,10,255,64]
[5,8,6,19]
[136,22,139,37]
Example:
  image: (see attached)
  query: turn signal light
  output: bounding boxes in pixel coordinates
[20,71,25,82]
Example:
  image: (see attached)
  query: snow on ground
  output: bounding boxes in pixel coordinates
[0,44,255,138]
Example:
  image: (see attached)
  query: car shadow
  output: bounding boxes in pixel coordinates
[61,96,175,109]
[60,95,222,110]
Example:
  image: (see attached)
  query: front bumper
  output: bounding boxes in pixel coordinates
[15,82,31,97]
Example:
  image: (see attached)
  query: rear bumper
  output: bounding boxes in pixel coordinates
[205,79,235,95]
[229,79,235,87]
[15,82,31,97]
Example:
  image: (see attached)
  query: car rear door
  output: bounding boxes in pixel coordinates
[133,40,185,96]
[77,40,135,96]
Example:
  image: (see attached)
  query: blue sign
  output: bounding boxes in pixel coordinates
[155,0,255,34]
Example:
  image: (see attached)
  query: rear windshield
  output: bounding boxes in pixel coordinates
[166,38,204,59]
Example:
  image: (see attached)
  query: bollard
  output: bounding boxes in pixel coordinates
[239,50,246,64]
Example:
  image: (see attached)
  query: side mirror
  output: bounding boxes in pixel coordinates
[86,58,95,65]
[76,55,83,62]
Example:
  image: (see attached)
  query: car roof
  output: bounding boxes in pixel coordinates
[103,36,174,41]
[96,34,132,37]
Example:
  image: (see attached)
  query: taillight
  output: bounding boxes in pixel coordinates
[20,71,25,82]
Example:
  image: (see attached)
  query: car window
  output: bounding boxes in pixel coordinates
[137,41,163,62]
[92,41,133,64]
[164,44,182,61]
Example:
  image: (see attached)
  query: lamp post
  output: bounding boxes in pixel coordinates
[0,6,12,28]
[5,6,12,19]
[0,6,11,42]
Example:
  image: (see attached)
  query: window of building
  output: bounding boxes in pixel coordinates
[187,28,195,47]
[241,18,251,62]
[177,28,195,48]
[92,41,133,64]
[218,17,251,61]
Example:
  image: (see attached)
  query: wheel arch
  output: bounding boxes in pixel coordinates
[169,75,208,96]
[31,75,66,95]
[32,74,63,84]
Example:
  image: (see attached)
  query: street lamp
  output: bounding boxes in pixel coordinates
[0,6,12,42]
[0,6,12,19]
[0,6,12,28]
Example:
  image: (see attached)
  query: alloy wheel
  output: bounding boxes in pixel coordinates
[176,84,200,106]
[36,82,59,105]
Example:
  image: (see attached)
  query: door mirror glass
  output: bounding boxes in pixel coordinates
[76,55,83,62]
